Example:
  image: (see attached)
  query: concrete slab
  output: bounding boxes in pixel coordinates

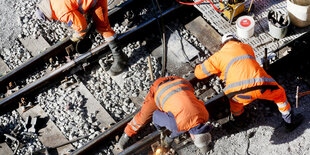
[17,105,74,154]
[167,30,200,63]
[19,35,50,57]
[185,16,222,54]
[152,46,194,77]
[77,82,115,129]
[0,142,14,155]
[0,57,10,77]
[151,30,198,76]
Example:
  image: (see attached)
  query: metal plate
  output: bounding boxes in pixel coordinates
[193,0,310,64]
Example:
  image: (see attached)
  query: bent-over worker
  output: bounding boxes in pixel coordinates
[117,76,212,153]
[195,33,303,132]
[36,0,127,76]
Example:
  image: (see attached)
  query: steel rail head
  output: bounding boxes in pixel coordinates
[0,43,108,115]
[70,110,139,155]
[0,37,72,89]
[119,130,161,155]
[0,2,183,115]
[0,0,135,91]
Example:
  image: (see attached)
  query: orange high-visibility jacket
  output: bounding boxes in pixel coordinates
[124,76,209,137]
[49,0,114,37]
[195,41,278,95]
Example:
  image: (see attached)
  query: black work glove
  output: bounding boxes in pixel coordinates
[116,133,130,150]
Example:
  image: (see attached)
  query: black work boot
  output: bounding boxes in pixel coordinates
[108,39,128,76]
[231,112,248,128]
[285,113,304,132]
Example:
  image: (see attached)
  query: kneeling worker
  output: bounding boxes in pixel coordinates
[195,33,303,131]
[116,76,212,153]
[36,0,128,75]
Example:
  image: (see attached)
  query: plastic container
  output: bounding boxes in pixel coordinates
[236,16,255,38]
[287,0,310,27]
[268,9,290,39]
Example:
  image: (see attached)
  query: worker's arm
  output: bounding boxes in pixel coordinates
[117,89,158,150]
[60,10,88,39]
[124,84,158,137]
[194,55,220,79]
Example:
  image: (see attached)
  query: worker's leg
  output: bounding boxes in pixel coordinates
[258,84,303,132]
[92,0,128,75]
[152,110,185,147]
[152,110,184,138]
[257,85,291,121]
[229,90,258,127]
[92,0,115,40]
[230,89,258,115]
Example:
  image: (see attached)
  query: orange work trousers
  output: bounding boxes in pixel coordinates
[92,0,115,39]
[230,84,291,116]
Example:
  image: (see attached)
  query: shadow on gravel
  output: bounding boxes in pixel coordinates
[270,113,309,144]
[209,99,308,146]
[36,116,49,135]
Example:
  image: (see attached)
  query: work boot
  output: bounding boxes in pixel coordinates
[231,112,248,128]
[108,39,128,76]
[285,113,304,132]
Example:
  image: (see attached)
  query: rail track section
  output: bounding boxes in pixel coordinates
[72,29,310,155]
[0,0,136,93]
[0,0,182,115]
[0,1,192,154]
[1,1,309,155]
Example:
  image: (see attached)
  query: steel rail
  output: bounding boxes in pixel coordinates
[69,4,183,154]
[71,111,139,154]
[0,3,182,114]
[0,38,72,91]
[119,130,161,155]
[115,31,310,155]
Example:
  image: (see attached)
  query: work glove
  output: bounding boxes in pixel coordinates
[163,136,174,148]
[284,113,304,132]
[70,32,83,42]
[116,133,130,150]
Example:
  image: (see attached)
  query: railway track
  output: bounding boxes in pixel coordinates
[1,0,310,154]
[0,0,181,114]
[0,0,203,154]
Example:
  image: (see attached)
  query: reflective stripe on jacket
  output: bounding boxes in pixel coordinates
[195,41,278,94]
[50,0,98,35]
[124,76,209,137]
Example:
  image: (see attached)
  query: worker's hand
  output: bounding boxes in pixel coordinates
[70,32,83,42]
[115,133,130,150]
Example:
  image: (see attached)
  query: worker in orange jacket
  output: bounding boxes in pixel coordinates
[195,33,303,132]
[116,76,212,153]
[36,0,127,76]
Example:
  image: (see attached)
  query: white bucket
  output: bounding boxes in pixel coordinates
[268,9,290,39]
[287,0,310,27]
[236,16,255,38]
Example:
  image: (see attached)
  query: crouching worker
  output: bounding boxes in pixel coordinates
[194,33,303,132]
[36,0,128,75]
[116,76,212,153]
